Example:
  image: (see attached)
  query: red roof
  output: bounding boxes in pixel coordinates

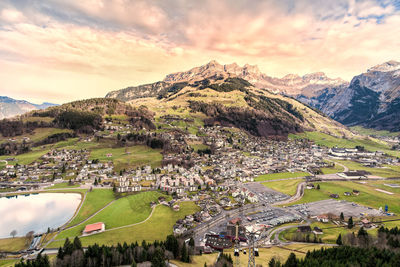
[84,222,104,233]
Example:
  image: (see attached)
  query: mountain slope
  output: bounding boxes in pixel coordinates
[300,61,400,131]
[0,96,57,119]
[106,63,352,138]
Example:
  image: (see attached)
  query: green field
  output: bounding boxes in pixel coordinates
[350,126,400,137]
[0,237,29,252]
[67,189,115,226]
[49,201,200,248]
[263,179,302,196]
[48,182,80,189]
[335,160,400,178]
[0,128,72,144]
[0,148,50,166]
[0,259,19,267]
[290,181,400,214]
[321,162,344,174]
[255,172,309,182]
[171,253,219,267]
[59,191,167,239]
[290,131,399,157]
[89,145,162,171]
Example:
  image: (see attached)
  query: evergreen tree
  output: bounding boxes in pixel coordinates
[151,248,166,267]
[340,212,344,221]
[336,234,343,245]
[316,184,320,190]
[73,236,82,250]
[348,216,354,229]
[284,253,298,267]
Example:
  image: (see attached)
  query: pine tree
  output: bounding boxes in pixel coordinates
[285,253,298,267]
[336,234,343,245]
[340,212,344,221]
[316,184,320,190]
[348,216,354,229]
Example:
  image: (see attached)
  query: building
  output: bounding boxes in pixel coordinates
[83,222,105,235]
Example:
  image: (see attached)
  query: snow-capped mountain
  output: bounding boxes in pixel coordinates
[0,96,57,119]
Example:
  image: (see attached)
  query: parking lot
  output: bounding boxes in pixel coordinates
[289,199,383,217]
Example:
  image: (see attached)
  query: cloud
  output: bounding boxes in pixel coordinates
[0,0,399,103]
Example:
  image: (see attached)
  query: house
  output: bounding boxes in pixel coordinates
[361,219,372,228]
[313,227,323,235]
[317,215,329,223]
[344,192,351,196]
[83,222,105,235]
[330,194,339,199]
[353,190,360,196]
[173,204,180,211]
[306,183,315,189]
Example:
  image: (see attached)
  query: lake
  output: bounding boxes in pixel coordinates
[0,193,81,238]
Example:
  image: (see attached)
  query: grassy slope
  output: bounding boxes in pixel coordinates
[335,160,400,178]
[0,237,28,252]
[290,131,399,157]
[0,128,72,144]
[290,181,400,214]
[0,259,19,267]
[321,163,344,174]
[67,189,115,227]
[255,172,309,181]
[350,126,400,137]
[48,201,200,248]
[171,254,219,267]
[89,145,162,171]
[59,191,166,239]
[263,179,302,196]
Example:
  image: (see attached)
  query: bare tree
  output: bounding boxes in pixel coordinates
[10,230,17,238]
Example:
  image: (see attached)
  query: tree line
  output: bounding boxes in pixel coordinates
[16,235,195,267]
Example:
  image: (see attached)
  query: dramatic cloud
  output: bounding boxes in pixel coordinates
[0,0,399,103]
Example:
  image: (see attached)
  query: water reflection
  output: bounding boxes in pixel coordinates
[0,193,81,238]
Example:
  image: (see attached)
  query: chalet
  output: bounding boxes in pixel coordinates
[353,190,360,196]
[306,183,315,189]
[313,227,323,235]
[317,215,329,223]
[330,194,339,199]
[344,192,351,196]
[83,222,105,235]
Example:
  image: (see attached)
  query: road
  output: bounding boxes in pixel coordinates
[274,182,306,206]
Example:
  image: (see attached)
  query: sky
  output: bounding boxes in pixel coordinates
[0,0,400,104]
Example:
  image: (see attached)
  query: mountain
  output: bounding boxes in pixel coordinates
[106,61,351,138]
[299,61,400,131]
[0,96,58,119]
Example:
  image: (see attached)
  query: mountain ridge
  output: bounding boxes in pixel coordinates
[0,96,58,119]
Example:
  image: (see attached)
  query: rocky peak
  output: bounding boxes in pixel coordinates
[368,60,400,73]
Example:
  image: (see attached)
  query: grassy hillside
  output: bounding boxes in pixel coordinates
[290,131,399,157]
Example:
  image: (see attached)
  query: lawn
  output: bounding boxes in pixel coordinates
[290,131,399,157]
[58,191,167,239]
[290,181,400,214]
[255,172,309,182]
[321,163,344,174]
[262,179,302,196]
[67,189,115,227]
[335,160,400,178]
[0,237,29,252]
[171,253,219,267]
[0,259,19,267]
[89,145,162,171]
[48,182,80,189]
[64,201,200,247]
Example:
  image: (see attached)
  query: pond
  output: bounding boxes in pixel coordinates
[0,193,81,238]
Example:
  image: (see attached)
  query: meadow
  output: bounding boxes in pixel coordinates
[254,172,309,182]
[262,179,303,196]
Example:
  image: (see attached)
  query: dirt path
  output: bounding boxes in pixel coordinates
[274,182,306,205]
